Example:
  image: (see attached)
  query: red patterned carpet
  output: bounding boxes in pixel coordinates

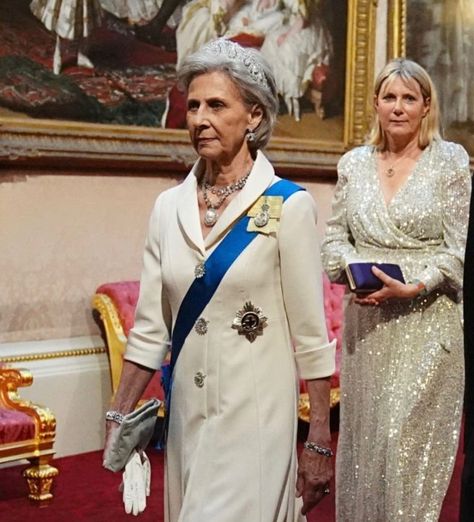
[0,428,463,521]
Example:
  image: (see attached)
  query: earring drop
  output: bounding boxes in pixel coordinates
[246,129,256,142]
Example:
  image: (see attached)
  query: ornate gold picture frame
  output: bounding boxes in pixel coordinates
[0,0,377,175]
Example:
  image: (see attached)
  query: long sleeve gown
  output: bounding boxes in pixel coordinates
[321,140,471,522]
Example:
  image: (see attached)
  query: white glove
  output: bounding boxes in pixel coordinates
[141,451,151,497]
[122,450,151,516]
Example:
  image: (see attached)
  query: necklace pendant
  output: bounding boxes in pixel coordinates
[386,167,395,177]
[204,208,218,226]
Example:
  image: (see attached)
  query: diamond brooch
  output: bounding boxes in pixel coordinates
[194,317,209,335]
[194,262,206,278]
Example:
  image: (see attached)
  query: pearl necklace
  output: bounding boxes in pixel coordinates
[201,171,251,227]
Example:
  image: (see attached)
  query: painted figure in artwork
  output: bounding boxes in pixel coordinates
[30,0,183,75]
[30,0,102,74]
[259,0,332,121]
[175,0,248,68]
[225,0,286,40]
[408,0,474,127]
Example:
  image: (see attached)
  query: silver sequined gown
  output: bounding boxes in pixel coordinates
[321,141,471,522]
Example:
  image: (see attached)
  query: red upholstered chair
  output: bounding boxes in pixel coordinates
[0,363,58,502]
[91,282,166,414]
[323,275,345,397]
[92,276,345,422]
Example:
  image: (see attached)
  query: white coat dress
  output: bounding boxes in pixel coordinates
[125,151,335,522]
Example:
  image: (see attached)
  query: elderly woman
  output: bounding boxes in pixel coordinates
[104,38,336,521]
[321,58,471,521]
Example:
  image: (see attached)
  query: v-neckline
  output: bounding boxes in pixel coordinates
[176,151,275,255]
[373,145,429,209]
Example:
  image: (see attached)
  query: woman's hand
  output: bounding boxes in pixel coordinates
[354,265,423,305]
[296,446,333,515]
[297,377,333,515]
[102,361,155,469]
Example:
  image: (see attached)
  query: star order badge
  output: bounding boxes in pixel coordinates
[232,301,267,343]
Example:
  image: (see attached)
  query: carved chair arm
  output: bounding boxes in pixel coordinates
[0,366,56,439]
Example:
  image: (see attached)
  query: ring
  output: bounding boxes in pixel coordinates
[323,487,330,495]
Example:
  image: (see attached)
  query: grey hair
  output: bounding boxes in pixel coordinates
[177,40,279,152]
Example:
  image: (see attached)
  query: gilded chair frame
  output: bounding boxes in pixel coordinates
[92,292,166,417]
[91,293,127,395]
[0,366,58,502]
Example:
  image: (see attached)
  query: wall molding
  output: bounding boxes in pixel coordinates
[0,335,109,378]
[0,346,106,364]
[1,335,104,358]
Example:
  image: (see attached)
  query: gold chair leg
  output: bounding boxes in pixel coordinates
[23,456,59,503]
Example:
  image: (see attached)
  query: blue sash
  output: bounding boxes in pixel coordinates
[160,179,304,439]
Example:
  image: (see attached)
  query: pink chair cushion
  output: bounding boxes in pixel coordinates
[96,281,140,337]
[0,408,35,444]
[96,281,164,400]
[322,275,345,389]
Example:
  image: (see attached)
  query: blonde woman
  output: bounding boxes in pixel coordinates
[322,58,470,521]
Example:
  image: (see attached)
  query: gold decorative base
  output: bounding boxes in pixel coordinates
[24,459,59,502]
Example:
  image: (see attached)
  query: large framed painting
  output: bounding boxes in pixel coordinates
[0,0,377,175]
[389,0,474,162]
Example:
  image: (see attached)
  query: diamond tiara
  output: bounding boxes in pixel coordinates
[203,38,270,91]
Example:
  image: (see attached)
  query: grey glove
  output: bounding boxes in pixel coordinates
[103,398,160,472]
